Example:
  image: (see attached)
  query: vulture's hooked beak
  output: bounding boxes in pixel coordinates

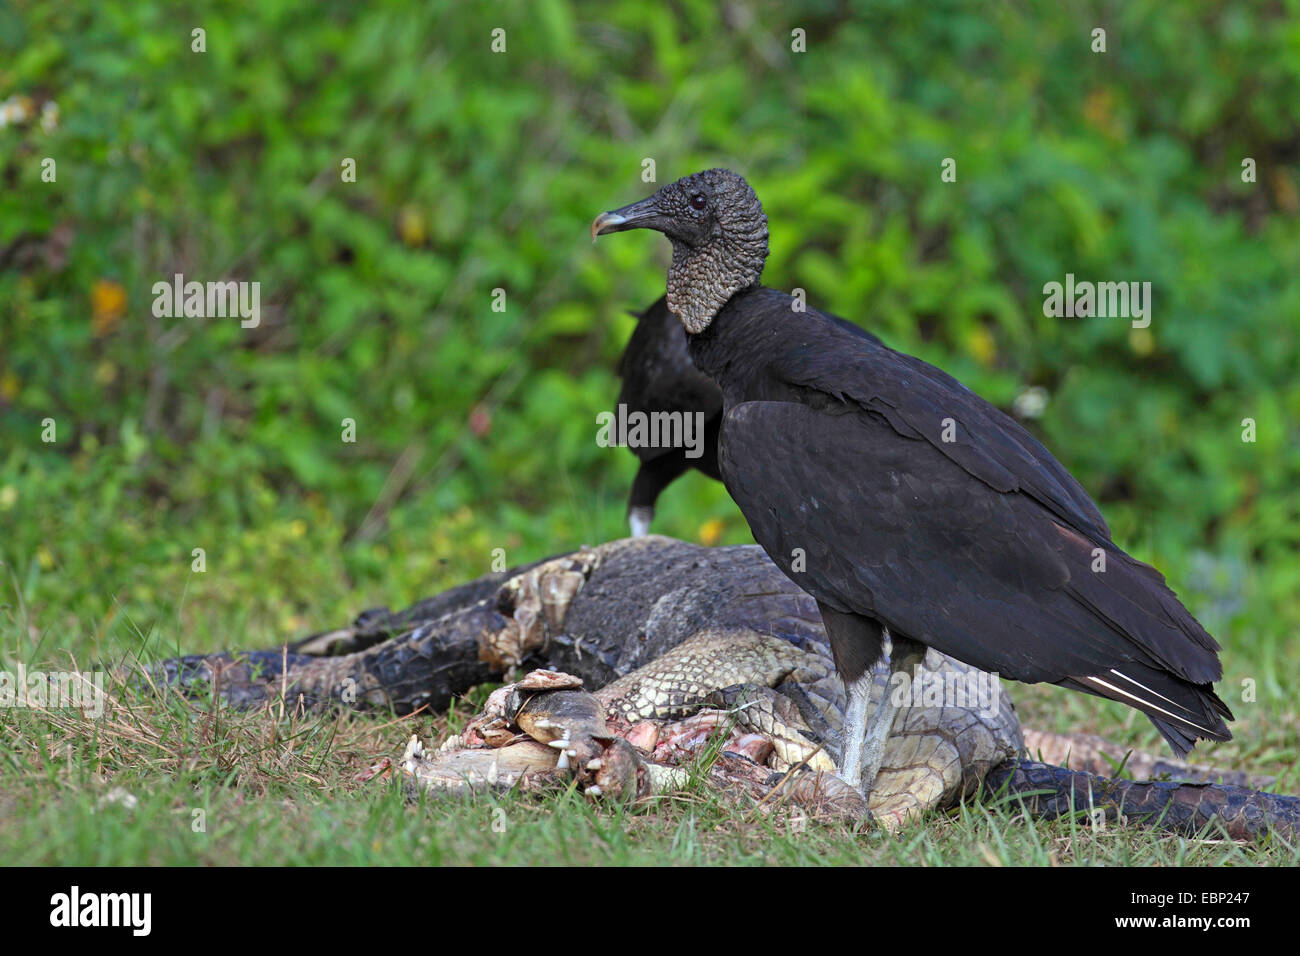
[591,195,663,242]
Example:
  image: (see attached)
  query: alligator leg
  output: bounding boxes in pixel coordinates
[705,683,835,771]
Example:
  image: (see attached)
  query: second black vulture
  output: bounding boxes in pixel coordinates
[593,168,1232,798]
[616,296,723,536]
[616,295,882,535]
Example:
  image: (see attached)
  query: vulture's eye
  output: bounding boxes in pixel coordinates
[690,193,707,210]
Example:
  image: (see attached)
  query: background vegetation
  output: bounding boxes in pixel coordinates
[1,0,1297,864]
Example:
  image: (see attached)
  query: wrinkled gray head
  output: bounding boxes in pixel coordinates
[592,169,769,334]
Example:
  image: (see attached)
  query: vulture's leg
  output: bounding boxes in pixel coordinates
[839,669,873,792]
[817,604,886,798]
[627,454,691,536]
[855,632,926,797]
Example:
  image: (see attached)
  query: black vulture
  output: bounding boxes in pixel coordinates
[616,296,723,536]
[616,295,882,535]
[592,168,1232,797]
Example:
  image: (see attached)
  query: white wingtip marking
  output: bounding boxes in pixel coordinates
[1081,674,1218,737]
[1107,668,1183,708]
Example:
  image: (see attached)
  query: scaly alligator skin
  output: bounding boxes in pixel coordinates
[153,536,1298,840]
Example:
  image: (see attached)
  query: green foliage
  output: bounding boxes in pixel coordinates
[1,1,1297,786]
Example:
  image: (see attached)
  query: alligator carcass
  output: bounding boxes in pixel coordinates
[154,536,1297,840]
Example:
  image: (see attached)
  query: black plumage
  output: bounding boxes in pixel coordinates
[593,169,1231,792]
[616,295,880,535]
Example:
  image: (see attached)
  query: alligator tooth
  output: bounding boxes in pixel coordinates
[401,735,425,766]
[586,759,603,771]
[584,785,602,797]
[556,750,570,771]
[487,758,499,786]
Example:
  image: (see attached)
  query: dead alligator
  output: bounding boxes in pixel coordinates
[154,536,1297,841]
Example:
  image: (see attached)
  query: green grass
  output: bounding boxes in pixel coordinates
[3,682,1295,866]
